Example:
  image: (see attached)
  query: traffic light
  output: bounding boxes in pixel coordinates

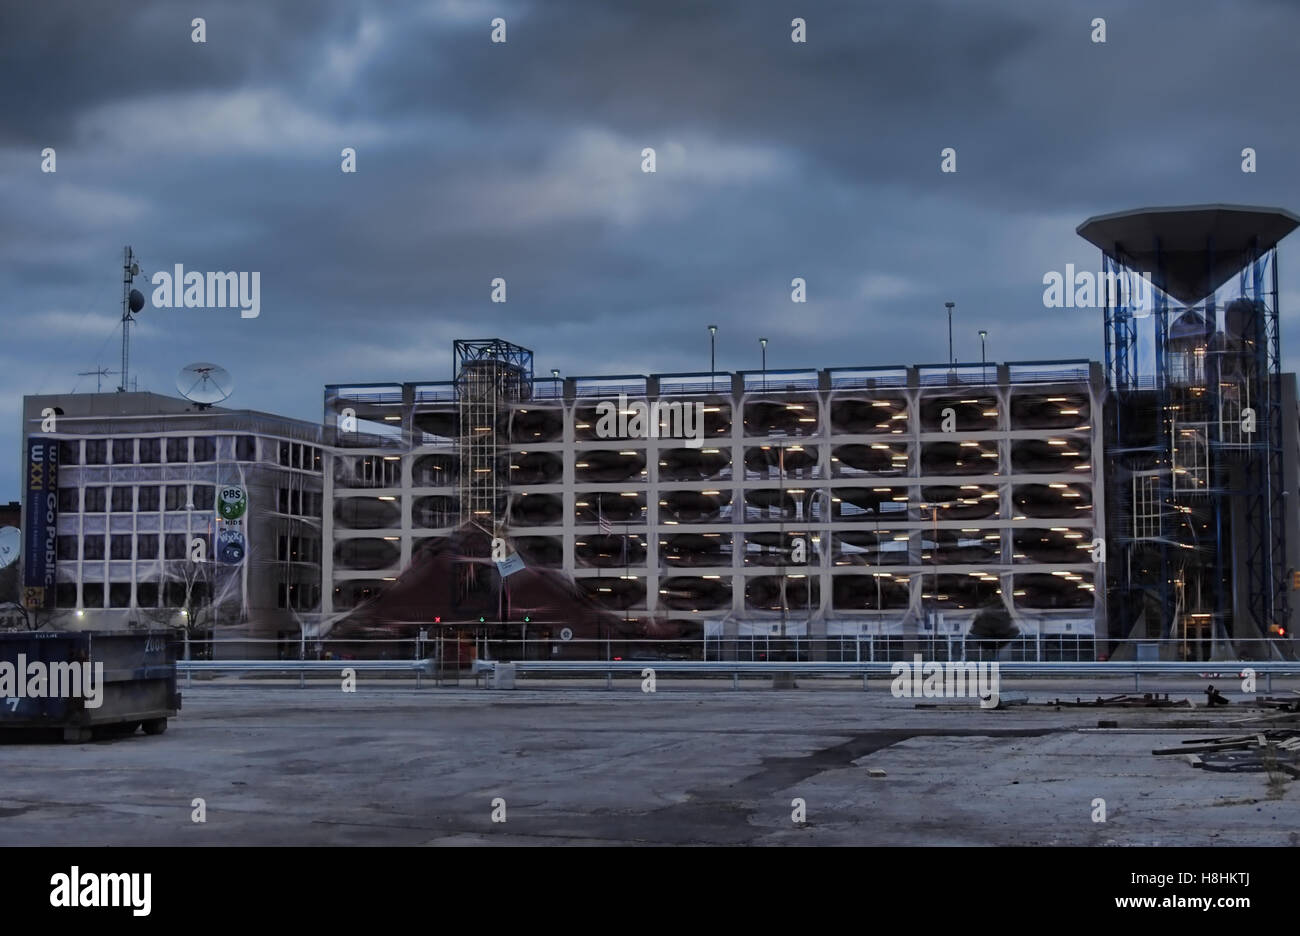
[479,616,485,623]
[523,615,530,623]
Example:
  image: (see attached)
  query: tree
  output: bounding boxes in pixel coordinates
[0,601,69,632]
[138,556,225,658]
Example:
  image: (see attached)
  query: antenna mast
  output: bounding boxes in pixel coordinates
[118,246,143,392]
[77,367,114,393]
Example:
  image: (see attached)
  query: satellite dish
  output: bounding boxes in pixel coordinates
[128,288,145,314]
[177,362,234,408]
[0,527,19,569]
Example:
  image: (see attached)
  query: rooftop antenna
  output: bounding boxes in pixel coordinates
[176,362,234,409]
[118,246,145,392]
[77,367,115,393]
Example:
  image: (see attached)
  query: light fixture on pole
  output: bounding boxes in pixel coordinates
[760,337,768,390]
[944,302,955,368]
[708,325,718,392]
[978,330,988,382]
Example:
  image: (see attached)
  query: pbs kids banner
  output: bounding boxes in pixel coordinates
[214,484,247,564]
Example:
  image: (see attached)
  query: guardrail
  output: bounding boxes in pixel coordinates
[472,659,1300,691]
[167,657,1300,692]
[178,658,433,688]
[174,635,1295,666]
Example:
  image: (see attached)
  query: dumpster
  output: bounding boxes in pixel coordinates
[0,630,181,742]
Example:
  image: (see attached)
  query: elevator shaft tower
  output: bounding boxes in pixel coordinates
[1080,205,1299,657]
[454,339,533,530]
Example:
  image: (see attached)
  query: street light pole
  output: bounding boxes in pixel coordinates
[760,337,767,391]
[708,325,718,392]
[944,302,955,368]
[978,330,988,383]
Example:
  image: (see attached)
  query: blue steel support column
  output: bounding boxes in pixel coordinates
[1205,234,1228,646]
[1152,237,1175,638]
[1271,250,1290,641]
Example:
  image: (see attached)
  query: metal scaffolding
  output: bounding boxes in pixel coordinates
[453,339,533,528]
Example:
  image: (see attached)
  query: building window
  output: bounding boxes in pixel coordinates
[84,440,107,465]
[82,583,104,609]
[109,583,131,608]
[236,436,256,461]
[166,437,189,462]
[277,535,319,563]
[278,441,291,467]
[57,536,79,561]
[164,534,188,559]
[1133,474,1160,540]
[83,535,105,560]
[193,437,216,461]
[138,438,162,463]
[59,440,80,465]
[191,484,214,511]
[58,488,79,512]
[110,487,133,512]
[110,535,133,559]
[138,486,160,511]
[137,535,159,559]
[83,487,106,512]
[278,583,318,610]
[55,583,78,608]
[165,486,188,511]
[163,580,210,609]
[112,439,134,464]
[136,582,159,607]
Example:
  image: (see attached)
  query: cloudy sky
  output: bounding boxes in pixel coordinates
[4,0,1300,497]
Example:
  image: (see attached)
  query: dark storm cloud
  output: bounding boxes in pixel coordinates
[3,0,1300,497]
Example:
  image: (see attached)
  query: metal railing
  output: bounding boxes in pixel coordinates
[174,635,1295,664]
[159,634,1299,690]
[471,658,1300,691]
[176,658,434,688]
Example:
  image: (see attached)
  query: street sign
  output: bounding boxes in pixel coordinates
[495,553,525,577]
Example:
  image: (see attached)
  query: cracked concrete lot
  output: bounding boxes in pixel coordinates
[1,679,1296,845]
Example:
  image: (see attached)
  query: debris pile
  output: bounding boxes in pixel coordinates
[1153,731,1300,776]
[1050,693,1188,708]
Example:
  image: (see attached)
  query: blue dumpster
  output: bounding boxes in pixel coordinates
[0,631,181,742]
